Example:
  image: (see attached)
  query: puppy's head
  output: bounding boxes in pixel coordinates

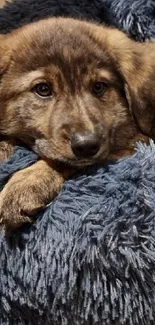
[0,18,153,166]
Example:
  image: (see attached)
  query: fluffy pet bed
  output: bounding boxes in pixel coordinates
[1,143,155,325]
[1,0,155,324]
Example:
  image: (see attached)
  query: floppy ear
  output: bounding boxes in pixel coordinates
[102,26,155,139]
[124,81,155,138]
[114,37,155,139]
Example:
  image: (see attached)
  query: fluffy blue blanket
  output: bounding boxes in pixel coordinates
[1,142,155,325]
[1,0,155,324]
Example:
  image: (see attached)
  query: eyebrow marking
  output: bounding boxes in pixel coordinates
[12,70,45,92]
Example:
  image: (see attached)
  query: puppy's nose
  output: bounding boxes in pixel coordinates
[71,132,100,158]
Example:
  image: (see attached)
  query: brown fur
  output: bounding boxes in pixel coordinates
[0,17,155,229]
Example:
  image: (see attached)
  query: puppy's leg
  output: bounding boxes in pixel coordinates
[0,160,70,229]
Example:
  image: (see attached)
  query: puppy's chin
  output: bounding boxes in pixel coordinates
[33,139,109,168]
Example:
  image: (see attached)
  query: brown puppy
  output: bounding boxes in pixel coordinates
[0,17,154,229]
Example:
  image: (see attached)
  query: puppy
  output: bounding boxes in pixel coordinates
[0,17,154,229]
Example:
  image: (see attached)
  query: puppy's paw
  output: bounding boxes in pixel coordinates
[0,160,65,230]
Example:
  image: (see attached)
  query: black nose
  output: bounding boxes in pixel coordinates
[71,132,101,158]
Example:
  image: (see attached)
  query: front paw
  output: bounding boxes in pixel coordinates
[0,160,65,229]
[0,181,46,230]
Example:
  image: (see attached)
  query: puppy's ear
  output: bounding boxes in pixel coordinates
[115,38,155,138]
[102,27,155,138]
[124,81,155,138]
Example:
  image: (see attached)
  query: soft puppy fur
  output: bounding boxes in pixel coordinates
[0,17,155,229]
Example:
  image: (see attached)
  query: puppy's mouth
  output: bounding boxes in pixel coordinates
[33,138,109,168]
[52,157,102,168]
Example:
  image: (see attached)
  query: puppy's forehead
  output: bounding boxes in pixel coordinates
[10,19,111,73]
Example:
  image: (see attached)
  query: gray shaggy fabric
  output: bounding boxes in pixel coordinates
[1,142,155,325]
[105,0,155,41]
[0,143,155,325]
[0,0,111,34]
[1,0,155,324]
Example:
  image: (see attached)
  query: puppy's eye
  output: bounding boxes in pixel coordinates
[92,82,106,96]
[33,82,53,98]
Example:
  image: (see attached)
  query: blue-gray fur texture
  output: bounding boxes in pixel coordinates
[1,142,155,325]
[1,0,155,324]
[0,143,155,325]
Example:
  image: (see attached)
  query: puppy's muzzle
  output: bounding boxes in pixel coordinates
[71,132,101,158]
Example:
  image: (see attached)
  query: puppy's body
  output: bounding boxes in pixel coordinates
[0,17,155,228]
